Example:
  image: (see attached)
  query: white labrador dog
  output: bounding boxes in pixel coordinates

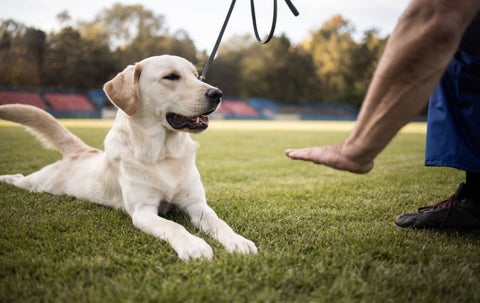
[0,55,257,261]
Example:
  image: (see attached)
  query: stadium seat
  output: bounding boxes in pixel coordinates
[0,91,48,109]
[44,93,95,111]
[218,100,260,118]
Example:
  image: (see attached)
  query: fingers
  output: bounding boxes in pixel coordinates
[285,146,330,164]
[285,145,374,174]
[285,147,320,162]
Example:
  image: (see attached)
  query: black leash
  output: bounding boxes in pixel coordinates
[199,0,299,82]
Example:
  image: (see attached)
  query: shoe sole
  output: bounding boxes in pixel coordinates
[392,217,480,233]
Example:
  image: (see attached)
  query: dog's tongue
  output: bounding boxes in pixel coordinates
[167,113,211,132]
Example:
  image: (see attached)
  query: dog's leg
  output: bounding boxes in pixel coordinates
[0,174,24,185]
[0,163,62,193]
[183,203,258,255]
[131,205,214,261]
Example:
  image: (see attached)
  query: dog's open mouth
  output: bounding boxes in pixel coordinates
[166,111,214,133]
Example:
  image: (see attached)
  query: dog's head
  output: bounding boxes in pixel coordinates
[103,55,222,133]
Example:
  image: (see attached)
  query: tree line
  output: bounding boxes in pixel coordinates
[0,4,388,107]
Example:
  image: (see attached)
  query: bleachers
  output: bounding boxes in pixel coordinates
[89,89,108,108]
[44,93,95,111]
[277,103,358,120]
[218,100,260,118]
[0,89,358,120]
[0,89,100,118]
[0,91,47,109]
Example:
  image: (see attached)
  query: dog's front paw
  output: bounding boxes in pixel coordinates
[222,234,258,255]
[171,234,214,261]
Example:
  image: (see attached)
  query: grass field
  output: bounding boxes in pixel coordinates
[0,120,479,302]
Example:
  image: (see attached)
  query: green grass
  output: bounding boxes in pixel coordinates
[1,121,479,302]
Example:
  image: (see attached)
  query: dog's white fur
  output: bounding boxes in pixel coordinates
[0,55,257,261]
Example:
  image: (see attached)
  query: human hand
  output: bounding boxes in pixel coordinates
[285,143,374,174]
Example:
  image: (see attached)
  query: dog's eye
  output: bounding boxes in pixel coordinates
[163,73,180,81]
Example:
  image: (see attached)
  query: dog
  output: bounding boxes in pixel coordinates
[0,55,257,261]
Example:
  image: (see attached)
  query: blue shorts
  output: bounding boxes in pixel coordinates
[425,13,480,174]
[425,50,480,173]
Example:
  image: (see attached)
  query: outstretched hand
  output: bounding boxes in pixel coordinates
[285,143,374,174]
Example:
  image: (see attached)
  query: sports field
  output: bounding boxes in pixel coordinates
[0,120,478,302]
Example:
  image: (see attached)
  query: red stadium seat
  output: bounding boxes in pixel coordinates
[44,93,95,111]
[218,100,259,117]
[0,91,48,109]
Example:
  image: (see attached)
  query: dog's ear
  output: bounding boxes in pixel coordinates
[103,63,142,116]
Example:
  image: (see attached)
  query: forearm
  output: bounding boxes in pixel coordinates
[344,0,480,163]
[285,1,480,173]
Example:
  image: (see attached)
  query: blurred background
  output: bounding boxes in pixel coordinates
[0,1,413,120]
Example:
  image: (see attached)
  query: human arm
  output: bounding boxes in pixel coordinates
[285,0,480,173]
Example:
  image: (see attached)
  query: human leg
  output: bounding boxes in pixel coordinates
[394,171,480,230]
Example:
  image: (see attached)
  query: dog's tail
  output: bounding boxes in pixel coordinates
[0,104,92,157]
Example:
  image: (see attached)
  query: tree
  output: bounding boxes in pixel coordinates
[303,15,387,106]
[56,10,72,27]
[0,11,387,108]
[348,29,387,107]
[206,34,261,97]
[259,34,321,103]
[42,27,116,88]
[0,19,24,50]
[206,33,321,103]
[116,30,198,68]
[79,4,197,68]
[238,34,318,103]
[23,28,46,71]
[305,15,357,104]
[0,20,46,86]
[80,4,165,50]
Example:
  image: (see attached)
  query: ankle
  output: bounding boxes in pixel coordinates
[465,171,480,201]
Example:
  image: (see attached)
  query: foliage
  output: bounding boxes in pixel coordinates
[0,20,46,86]
[116,31,198,69]
[304,15,387,106]
[41,27,117,88]
[1,121,479,302]
[0,7,387,107]
[84,3,166,49]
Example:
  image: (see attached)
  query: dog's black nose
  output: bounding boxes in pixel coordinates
[205,88,223,105]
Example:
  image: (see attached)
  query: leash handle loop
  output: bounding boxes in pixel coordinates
[250,0,299,44]
[199,0,299,81]
[250,0,277,44]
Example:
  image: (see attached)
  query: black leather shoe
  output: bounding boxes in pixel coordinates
[394,183,480,230]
